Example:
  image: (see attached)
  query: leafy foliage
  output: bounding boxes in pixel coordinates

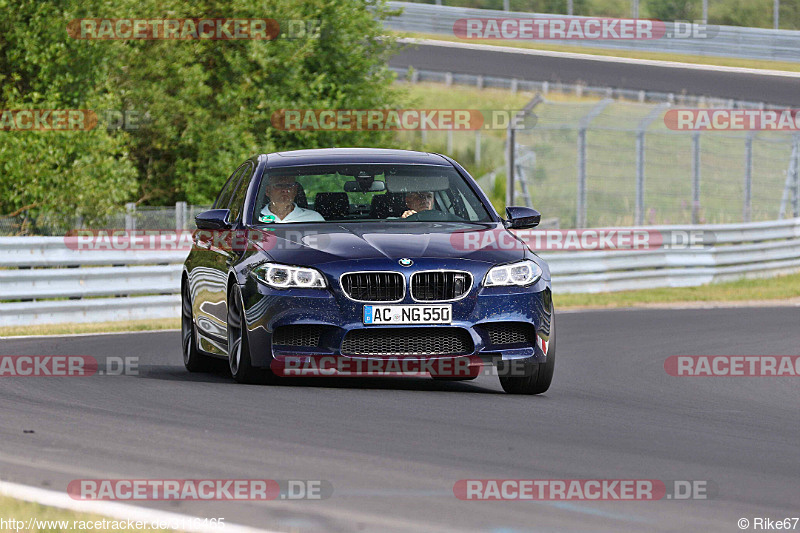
[0,0,406,218]
[0,0,137,221]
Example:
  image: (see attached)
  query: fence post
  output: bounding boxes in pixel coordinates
[634,104,666,226]
[446,129,454,155]
[743,133,754,222]
[577,127,587,228]
[778,135,797,220]
[176,201,187,230]
[505,94,544,211]
[794,135,800,218]
[506,126,515,209]
[125,203,136,231]
[575,99,612,228]
[635,130,645,225]
[692,132,701,224]
[475,130,481,165]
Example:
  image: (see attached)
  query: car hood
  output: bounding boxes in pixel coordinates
[251,222,527,265]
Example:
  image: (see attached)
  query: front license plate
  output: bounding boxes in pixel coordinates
[363,304,452,325]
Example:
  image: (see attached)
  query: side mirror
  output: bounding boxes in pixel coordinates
[195,209,231,230]
[505,206,541,229]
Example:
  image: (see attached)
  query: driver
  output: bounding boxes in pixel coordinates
[401,191,434,219]
[259,175,324,223]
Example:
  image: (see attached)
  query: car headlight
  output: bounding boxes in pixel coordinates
[484,259,542,287]
[252,262,327,289]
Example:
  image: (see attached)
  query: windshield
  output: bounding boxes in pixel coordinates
[253,164,493,224]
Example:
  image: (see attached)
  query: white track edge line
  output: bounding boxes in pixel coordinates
[0,480,278,533]
[400,38,800,78]
[0,329,180,340]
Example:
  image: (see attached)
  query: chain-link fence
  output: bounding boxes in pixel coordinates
[0,203,211,236]
[504,98,800,228]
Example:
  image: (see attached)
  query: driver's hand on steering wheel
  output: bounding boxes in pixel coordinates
[401,210,417,218]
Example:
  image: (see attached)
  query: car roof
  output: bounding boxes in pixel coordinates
[263,148,451,168]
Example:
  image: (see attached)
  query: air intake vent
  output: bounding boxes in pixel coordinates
[273,324,323,347]
[341,272,405,302]
[411,271,472,301]
[483,322,537,347]
[341,327,473,356]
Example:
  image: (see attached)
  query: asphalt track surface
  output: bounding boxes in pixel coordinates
[2,307,799,532]
[388,41,800,106]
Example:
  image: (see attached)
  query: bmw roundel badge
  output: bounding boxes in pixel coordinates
[399,258,413,267]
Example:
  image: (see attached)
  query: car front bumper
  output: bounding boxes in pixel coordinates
[240,262,553,371]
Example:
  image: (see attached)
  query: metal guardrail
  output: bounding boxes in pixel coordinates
[385,2,800,63]
[1,217,799,327]
[391,65,779,109]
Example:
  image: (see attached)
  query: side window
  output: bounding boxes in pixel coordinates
[214,164,246,209]
[228,163,254,223]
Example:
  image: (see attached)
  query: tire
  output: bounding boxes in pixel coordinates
[227,284,270,384]
[499,313,556,395]
[181,281,215,372]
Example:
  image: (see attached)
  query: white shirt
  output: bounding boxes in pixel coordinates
[259,203,325,223]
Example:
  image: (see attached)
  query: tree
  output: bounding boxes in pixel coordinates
[0,0,137,223]
[113,0,407,205]
[0,0,407,222]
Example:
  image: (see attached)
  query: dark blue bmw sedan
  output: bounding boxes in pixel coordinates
[182,148,555,394]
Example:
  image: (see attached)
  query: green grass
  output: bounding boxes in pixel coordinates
[0,495,175,532]
[0,318,180,338]
[555,272,800,308]
[396,32,800,73]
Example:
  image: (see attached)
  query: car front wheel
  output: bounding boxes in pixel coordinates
[499,313,556,395]
[227,284,274,384]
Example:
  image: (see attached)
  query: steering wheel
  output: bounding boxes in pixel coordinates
[403,210,463,222]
